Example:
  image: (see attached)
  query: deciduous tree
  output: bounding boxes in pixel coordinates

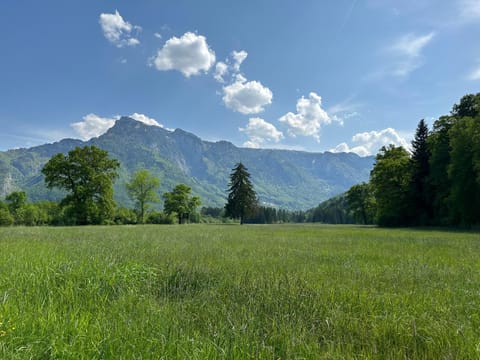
[163,184,201,224]
[126,169,160,223]
[370,145,411,226]
[42,146,120,225]
[346,182,376,224]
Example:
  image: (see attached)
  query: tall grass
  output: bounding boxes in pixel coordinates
[0,224,479,358]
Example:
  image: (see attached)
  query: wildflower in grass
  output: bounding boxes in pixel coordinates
[0,330,6,337]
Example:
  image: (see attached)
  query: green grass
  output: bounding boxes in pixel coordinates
[0,224,479,359]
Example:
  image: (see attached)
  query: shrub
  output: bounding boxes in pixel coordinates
[0,208,14,226]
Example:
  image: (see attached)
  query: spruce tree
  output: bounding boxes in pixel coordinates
[225,162,257,224]
[409,119,431,225]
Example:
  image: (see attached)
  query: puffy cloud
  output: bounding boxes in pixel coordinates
[152,32,216,77]
[331,142,350,153]
[388,32,435,77]
[99,10,141,48]
[71,114,116,141]
[239,117,284,148]
[279,92,340,141]
[214,61,229,82]
[330,128,410,157]
[213,50,248,83]
[222,76,273,114]
[71,113,163,140]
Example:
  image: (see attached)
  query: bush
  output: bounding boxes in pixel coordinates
[0,208,14,226]
[114,207,138,225]
[146,211,176,224]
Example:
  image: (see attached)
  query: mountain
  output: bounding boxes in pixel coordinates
[0,117,374,210]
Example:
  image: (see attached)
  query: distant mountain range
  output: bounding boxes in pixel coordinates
[0,117,374,209]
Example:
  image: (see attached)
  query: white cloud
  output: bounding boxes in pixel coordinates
[154,32,162,39]
[129,113,163,127]
[214,61,229,82]
[213,50,248,83]
[330,128,410,156]
[71,114,116,141]
[152,32,216,77]
[222,76,273,114]
[99,10,141,48]
[388,32,435,77]
[279,92,340,141]
[231,50,248,71]
[71,113,164,140]
[239,117,284,148]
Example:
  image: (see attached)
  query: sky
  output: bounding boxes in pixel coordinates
[0,0,479,155]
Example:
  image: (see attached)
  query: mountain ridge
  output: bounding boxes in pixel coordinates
[0,117,374,209]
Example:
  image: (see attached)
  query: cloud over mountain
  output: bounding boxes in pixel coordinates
[239,117,283,148]
[330,128,410,156]
[279,92,339,141]
[71,113,163,140]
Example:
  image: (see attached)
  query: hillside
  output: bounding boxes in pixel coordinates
[0,117,374,209]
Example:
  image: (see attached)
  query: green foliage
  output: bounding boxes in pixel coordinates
[41,146,120,225]
[1,225,480,358]
[448,115,480,226]
[451,93,480,118]
[307,195,351,224]
[225,162,258,224]
[409,119,432,225]
[0,206,14,226]
[114,207,138,225]
[126,169,160,224]
[146,211,176,224]
[5,191,26,214]
[363,92,480,227]
[163,184,201,224]
[17,203,49,226]
[5,191,27,224]
[346,183,376,224]
[428,115,454,225]
[370,145,411,226]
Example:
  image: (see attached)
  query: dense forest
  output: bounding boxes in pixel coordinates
[345,92,480,227]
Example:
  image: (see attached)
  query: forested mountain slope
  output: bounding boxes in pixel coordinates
[0,117,373,209]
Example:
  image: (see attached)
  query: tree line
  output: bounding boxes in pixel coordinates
[0,149,262,226]
[345,92,480,227]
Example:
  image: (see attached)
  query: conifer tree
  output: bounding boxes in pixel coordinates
[225,162,257,224]
[409,119,431,225]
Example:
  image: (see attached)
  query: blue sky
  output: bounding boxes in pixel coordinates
[0,0,479,155]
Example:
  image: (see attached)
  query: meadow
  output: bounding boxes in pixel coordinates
[0,224,479,359]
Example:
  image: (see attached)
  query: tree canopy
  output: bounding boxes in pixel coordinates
[225,162,257,224]
[163,184,201,224]
[370,145,411,226]
[126,169,160,224]
[42,146,120,225]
